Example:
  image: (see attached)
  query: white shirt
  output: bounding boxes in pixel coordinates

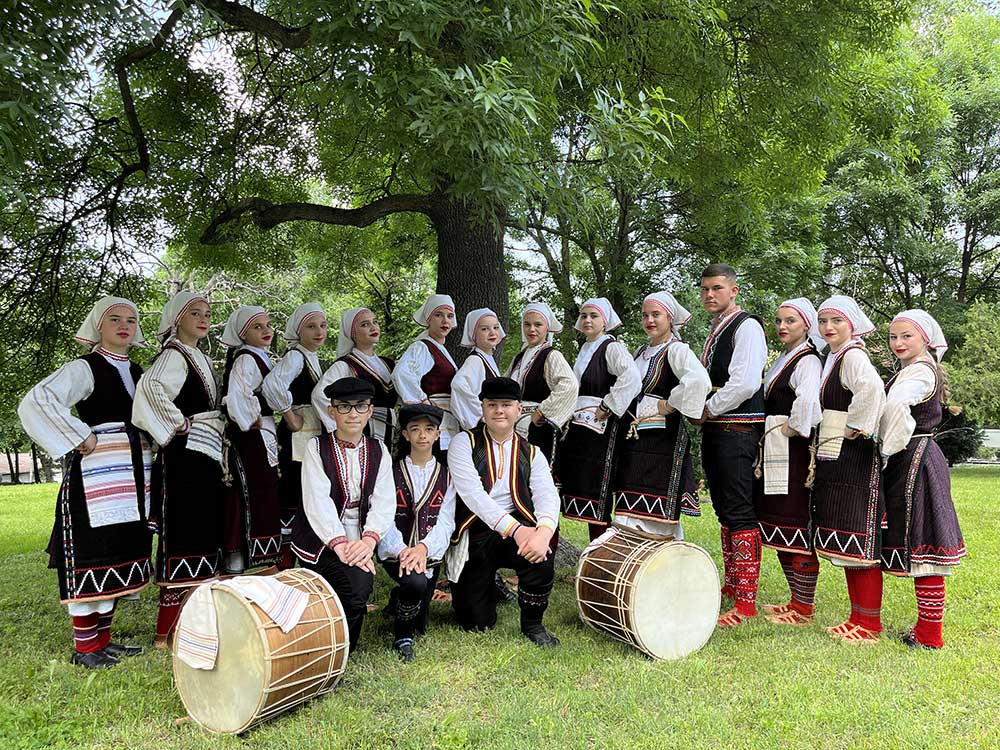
[18,350,138,459]
[312,350,393,433]
[225,345,273,432]
[764,341,823,437]
[299,435,396,545]
[703,310,767,417]
[506,344,579,427]
[880,356,938,457]
[132,341,217,446]
[573,335,642,417]
[638,340,712,419]
[451,349,500,431]
[446,430,560,537]
[392,334,457,403]
[263,346,322,414]
[377,457,457,563]
[821,345,885,438]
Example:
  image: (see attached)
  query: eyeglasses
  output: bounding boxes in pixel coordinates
[332,401,372,414]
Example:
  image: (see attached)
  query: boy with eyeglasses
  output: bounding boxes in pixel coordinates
[291,377,395,650]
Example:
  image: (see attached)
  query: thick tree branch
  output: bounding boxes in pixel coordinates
[200,194,434,244]
[197,0,311,48]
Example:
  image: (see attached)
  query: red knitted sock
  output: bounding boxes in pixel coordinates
[720,526,735,599]
[72,613,101,653]
[731,528,762,618]
[912,576,945,648]
[96,603,116,650]
[776,550,796,602]
[155,588,186,638]
[846,566,883,634]
[789,553,819,616]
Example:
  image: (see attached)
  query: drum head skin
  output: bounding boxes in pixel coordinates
[632,542,721,660]
[173,587,269,733]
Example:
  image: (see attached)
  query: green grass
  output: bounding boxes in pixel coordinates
[1,467,998,749]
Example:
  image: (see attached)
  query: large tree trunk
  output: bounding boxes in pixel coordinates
[428,193,509,359]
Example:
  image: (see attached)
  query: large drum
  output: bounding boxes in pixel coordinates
[575,526,720,660]
[173,568,349,734]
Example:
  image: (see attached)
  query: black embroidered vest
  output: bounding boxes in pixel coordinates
[765,346,821,417]
[392,459,449,546]
[702,311,765,423]
[512,345,555,403]
[75,353,142,426]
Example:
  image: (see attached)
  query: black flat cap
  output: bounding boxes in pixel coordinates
[399,403,444,429]
[324,376,375,402]
[479,376,522,402]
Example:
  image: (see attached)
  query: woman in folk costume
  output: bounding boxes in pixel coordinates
[18,298,154,668]
[555,297,642,541]
[392,294,460,453]
[755,298,824,627]
[313,307,397,445]
[611,292,711,538]
[262,302,328,570]
[812,295,887,642]
[451,308,506,432]
[219,306,282,573]
[133,291,226,645]
[880,310,966,649]
[505,302,578,464]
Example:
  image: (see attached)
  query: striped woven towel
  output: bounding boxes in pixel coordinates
[817,409,848,461]
[185,410,225,466]
[175,575,310,670]
[79,422,152,528]
[763,415,790,495]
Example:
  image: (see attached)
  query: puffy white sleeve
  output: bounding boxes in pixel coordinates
[226,354,264,432]
[450,356,487,431]
[132,349,189,447]
[361,444,398,543]
[301,437,346,546]
[665,342,712,419]
[880,363,937,457]
[538,350,578,427]
[787,355,823,437]
[602,341,643,417]
[18,360,96,458]
[392,341,434,403]
[312,360,355,432]
[840,348,886,438]
[263,349,305,414]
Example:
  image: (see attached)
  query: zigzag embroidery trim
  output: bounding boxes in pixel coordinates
[562,496,599,519]
[250,536,281,558]
[815,528,866,556]
[168,555,219,581]
[73,559,151,597]
[760,524,810,550]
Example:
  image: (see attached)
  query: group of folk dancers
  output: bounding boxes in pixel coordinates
[19,262,966,669]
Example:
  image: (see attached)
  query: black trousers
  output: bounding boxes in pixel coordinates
[701,425,761,532]
[451,530,555,632]
[381,560,438,641]
[302,549,374,650]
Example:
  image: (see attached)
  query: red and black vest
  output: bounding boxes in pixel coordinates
[701,311,765,424]
[287,346,319,406]
[392,459,449,546]
[578,338,617,399]
[511,345,554,403]
[451,424,537,542]
[821,344,866,411]
[158,342,217,416]
[335,352,397,409]
[420,340,456,396]
[75,352,143,426]
[291,435,385,563]
[222,348,274,418]
[765,346,821,418]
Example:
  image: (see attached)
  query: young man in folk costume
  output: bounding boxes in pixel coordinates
[812,296,886,642]
[446,377,562,647]
[133,291,227,646]
[612,292,711,538]
[755,298,824,626]
[262,302,328,570]
[555,298,642,541]
[313,307,397,445]
[695,264,768,628]
[392,294,460,456]
[505,302,578,465]
[19,297,154,668]
[880,310,966,649]
[292,377,396,651]
[219,305,283,573]
[377,403,455,662]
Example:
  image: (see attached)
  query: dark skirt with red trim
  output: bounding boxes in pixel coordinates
[276,418,300,541]
[881,437,965,575]
[811,436,883,565]
[527,421,559,466]
[556,417,623,524]
[754,434,812,552]
[225,426,282,567]
[47,441,153,604]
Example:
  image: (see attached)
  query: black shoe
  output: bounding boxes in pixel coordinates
[897,629,941,650]
[71,649,119,669]
[494,573,516,605]
[394,639,415,663]
[105,642,143,658]
[522,625,560,648]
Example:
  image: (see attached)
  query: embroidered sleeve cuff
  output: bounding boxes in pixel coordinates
[328,536,348,548]
[362,530,381,545]
[495,515,520,538]
[535,516,558,532]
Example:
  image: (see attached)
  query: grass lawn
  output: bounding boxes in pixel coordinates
[0,466,998,750]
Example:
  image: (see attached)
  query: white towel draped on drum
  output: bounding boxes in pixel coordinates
[762,415,790,495]
[79,422,153,527]
[176,576,310,670]
[817,409,848,461]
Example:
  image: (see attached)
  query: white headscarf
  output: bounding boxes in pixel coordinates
[643,292,692,335]
[156,291,209,345]
[412,294,456,327]
[520,302,563,345]
[220,305,268,347]
[779,297,826,352]
[283,302,326,343]
[460,308,506,348]
[892,309,948,362]
[74,296,146,349]
[337,307,372,358]
[817,295,876,338]
[575,297,622,333]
